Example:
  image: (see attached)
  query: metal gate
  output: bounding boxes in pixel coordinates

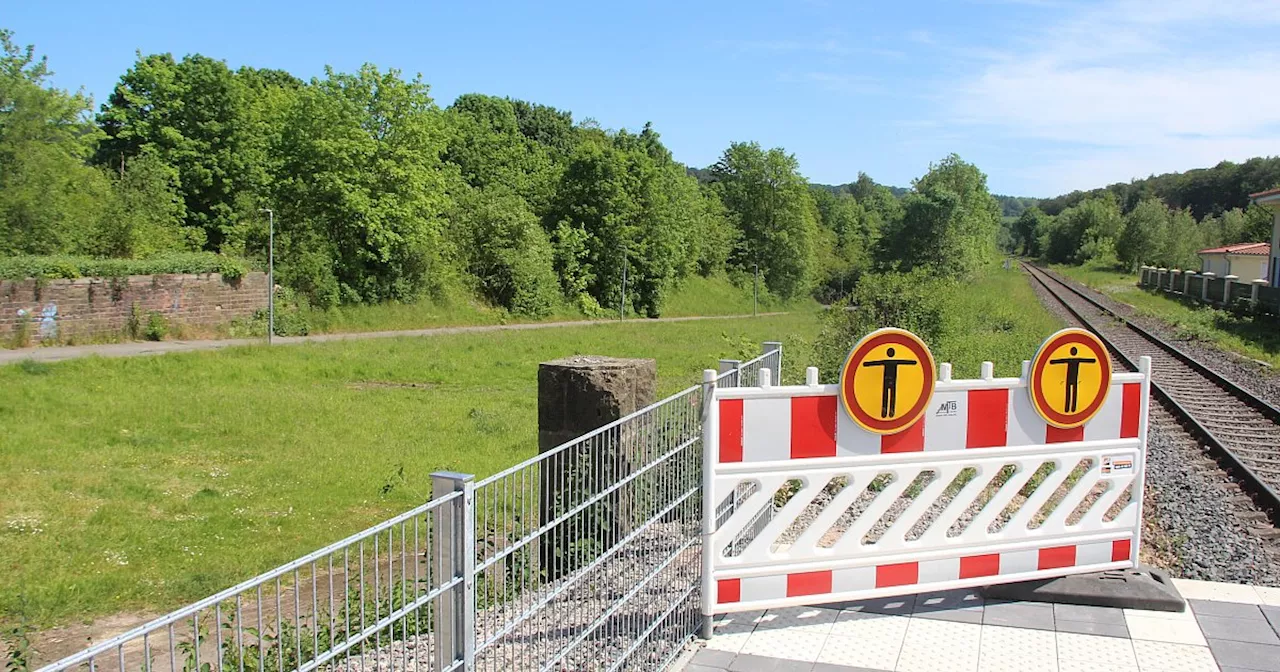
[701,350,1152,618]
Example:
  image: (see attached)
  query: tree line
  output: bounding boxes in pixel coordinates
[1,29,1007,317]
[1008,159,1279,272]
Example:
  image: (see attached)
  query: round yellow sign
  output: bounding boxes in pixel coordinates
[840,328,937,434]
[1029,328,1112,429]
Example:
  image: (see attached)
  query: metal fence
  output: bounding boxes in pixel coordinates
[36,488,465,672]
[714,342,781,388]
[38,342,783,672]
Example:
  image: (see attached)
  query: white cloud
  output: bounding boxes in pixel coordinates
[947,0,1280,193]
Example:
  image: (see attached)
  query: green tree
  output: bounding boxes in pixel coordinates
[711,142,818,299]
[0,29,108,255]
[445,94,558,215]
[269,64,454,306]
[94,153,191,257]
[450,187,559,316]
[880,154,1000,277]
[1011,206,1048,256]
[1117,198,1167,271]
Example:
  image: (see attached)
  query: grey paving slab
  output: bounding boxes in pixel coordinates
[728,653,788,671]
[1189,598,1266,620]
[910,589,985,623]
[983,600,1056,630]
[1263,605,1280,635]
[811,664,891,672]
[1221,667,1266,672]
[824,596,914,616]
[1054,618,1131,638]
[1207,638,1280,672]
[693,649,738,667]
[1052,602,1127,625]
[1198,614,1280,645]
[685,665,728,672]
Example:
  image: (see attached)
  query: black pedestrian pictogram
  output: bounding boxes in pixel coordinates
[1049,346,1096,413]
[863,347,917,418]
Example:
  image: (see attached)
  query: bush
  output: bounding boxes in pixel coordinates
[0,253,250,281]
[143,312,168,341]
[813,270,950,381]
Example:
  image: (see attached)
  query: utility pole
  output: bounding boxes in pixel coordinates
[620,251,628,321]
[259,208,275,344]
[753,263,759,317]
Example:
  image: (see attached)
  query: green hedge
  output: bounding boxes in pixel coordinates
[0,253,252,281]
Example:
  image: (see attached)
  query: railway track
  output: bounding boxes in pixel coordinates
[1022,262,1280,531]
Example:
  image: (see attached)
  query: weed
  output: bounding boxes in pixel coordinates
[15,360,49,376]
[144,312,169,341]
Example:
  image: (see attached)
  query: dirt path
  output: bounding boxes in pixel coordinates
[0,312,787,366]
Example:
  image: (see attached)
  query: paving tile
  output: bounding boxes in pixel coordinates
[771,659,817,672]
[983,600,1056,630]
[1125,605,1196,621]
[1221,667,1266,672]
[1197,614,1280,645]
[812,664,892,672]
[1207,637,1280,671]
[1173,579,1262,604]
[738,629,827,663]
[833,595,915,617]
[1263,605,1280,635]
[729,653,800,671]
[817,632,903,671]
[754,606,839,634]
[705,630,754,655]
[1054,603,1127,625]
[1188,599,1266,620]
[1057,660,1138,672]
[1055,619,1131,639]
[685,665,728,672]
[895,618,981,672]
[977,624,1057,672]
[1131,640,1220,672]
[693,648,738,668]
[1125,612,1207,646]
[1254,585,1280,607]
[1056,632,1138,668]
[912,589,985,624]
[716,611,764,635]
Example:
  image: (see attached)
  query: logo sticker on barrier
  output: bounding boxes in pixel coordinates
[840,328,937,434]
[1029,328,1112,429]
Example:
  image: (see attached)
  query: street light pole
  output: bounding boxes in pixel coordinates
[259,208,274,345]
[753,263,759,317]
[620,250,627,321]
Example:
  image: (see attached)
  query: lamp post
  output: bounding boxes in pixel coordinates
[753,263,759,317]
[259,208,274,345]
[620,246,628,321]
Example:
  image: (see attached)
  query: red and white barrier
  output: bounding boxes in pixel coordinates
[702,358,1152,615]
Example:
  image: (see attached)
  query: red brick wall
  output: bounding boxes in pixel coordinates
[0,272,268,344]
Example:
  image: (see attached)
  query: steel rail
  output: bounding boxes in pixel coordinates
[1023,262,1280,524]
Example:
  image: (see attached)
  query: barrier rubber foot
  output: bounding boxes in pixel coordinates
[980,565,1185,612]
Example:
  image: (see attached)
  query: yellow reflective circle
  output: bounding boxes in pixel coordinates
[1029,328,1112,428]
[840,328,936,434]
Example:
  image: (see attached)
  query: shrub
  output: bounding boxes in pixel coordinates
[143,312,168,341]
[0,253,250,281]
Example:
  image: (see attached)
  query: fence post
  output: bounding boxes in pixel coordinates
[432,471,476,671]
[1224,275,1239,305]
[1183,271,1193,295]
[700,369,718,639]
[1253,279,1265,307]
[718,359,742,388]
[1157,268,1166,291]
[1201,272,1215,302]
[762,341,782,383]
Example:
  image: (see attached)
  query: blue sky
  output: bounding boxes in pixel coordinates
[8,0,1280,197]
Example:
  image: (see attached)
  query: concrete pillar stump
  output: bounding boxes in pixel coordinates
[1224,275,1239,305]
[537,355,656,580]
[1201,272,1215,302]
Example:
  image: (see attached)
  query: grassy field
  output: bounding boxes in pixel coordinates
[0,312,820,629]
[936,265,1066,377]
[1053,264,1280,367]
[275,273,812,336]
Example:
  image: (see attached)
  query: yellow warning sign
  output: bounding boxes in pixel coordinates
[840,328,937,434]
[1029,328,1112,429]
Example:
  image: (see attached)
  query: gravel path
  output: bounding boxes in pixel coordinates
[1027,266,1280,587]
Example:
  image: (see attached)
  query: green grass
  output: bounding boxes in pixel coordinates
[1053,264,1280,367]
[938,265,1066,377]
[0,312,820,629]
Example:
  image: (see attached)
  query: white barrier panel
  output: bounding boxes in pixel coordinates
[703,358,1151,615]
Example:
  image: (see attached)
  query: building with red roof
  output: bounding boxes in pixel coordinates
[1251,188,1280,285]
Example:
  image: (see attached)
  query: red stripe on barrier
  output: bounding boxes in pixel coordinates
[881,420,925,453]
[1045,425,1084,443]
[959,553,1001,579]
[791,396,837,459]
[1038,545,1077,570]
[966,389,1009,448]
[717,578,741,604]
[719,399,743,463]
[876,562,919,588]
[1121,383,1141,438]
[787,570,833,597]
[1112,539,1132,562]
